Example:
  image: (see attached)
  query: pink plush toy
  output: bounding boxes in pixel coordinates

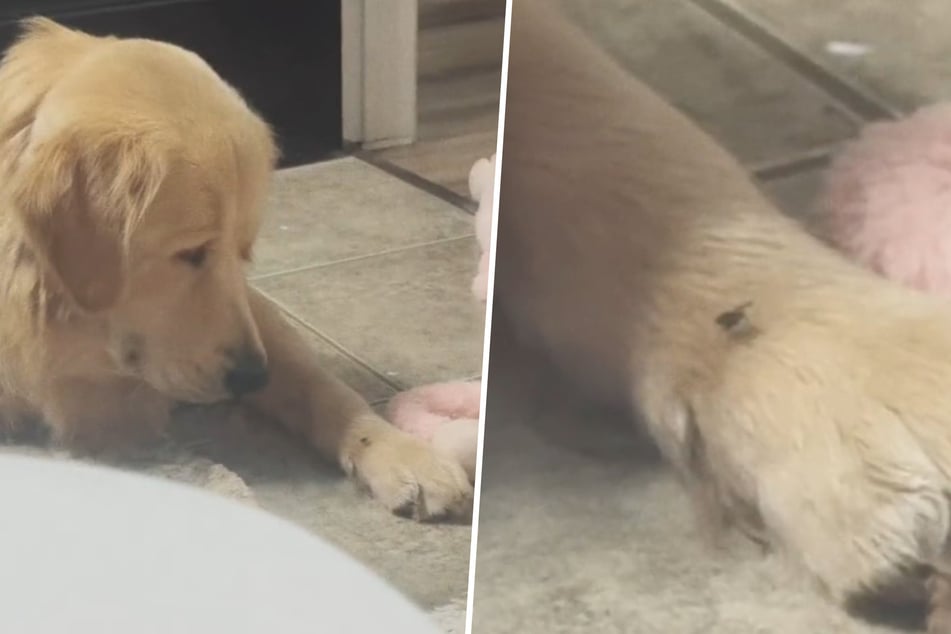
[818,104,951,296]
[385,155,496,482]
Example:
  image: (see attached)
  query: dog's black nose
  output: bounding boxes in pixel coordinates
[224,353,269,397]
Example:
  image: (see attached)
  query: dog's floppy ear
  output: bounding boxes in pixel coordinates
[9,128,167,312]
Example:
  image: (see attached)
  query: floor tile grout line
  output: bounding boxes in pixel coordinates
[688,0,902,124]
[750,145,836,181]
[419,63,503,90]
[419,6,507,31]
[420,61,506,87]
[354,151,478,214]
[249,235,475,282]
[419,101,502,126]
[251,288,407,393]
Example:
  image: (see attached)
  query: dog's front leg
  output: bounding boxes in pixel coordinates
[243,288,472,520]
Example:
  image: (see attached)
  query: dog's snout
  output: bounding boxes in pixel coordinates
[224,350,269,397]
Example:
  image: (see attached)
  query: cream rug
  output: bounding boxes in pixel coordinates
[430,597,468,634]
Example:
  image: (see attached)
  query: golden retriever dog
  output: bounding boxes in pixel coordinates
[498,0,951,629]
[0,19,471,521]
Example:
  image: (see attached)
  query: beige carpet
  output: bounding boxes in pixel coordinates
[0,436,257,506]
[430,597,469,634]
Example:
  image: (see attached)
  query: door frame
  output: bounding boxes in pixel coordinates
[341,0,418,149]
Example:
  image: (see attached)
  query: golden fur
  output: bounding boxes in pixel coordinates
[0,19,471,520]
[499,1,951,628]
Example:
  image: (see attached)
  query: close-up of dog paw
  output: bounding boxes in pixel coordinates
[468,1,951,633]
[348,428,474,521]
[684,296,951,611]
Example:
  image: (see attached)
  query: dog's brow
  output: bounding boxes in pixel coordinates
[170,225,219,246]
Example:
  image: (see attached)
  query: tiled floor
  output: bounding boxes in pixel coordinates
[472,1,951,633]
[726,0,951,113]
[251,159,475,278]
[251,159,484,392]
[370,0,504,198]
[558,0,861,166]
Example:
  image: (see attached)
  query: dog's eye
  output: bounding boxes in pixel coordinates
[176,245,208,268]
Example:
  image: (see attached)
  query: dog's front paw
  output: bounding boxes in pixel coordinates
[345,425,473,521]
[668,300,951,615]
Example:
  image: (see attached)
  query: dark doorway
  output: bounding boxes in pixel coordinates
[0,1,343,167]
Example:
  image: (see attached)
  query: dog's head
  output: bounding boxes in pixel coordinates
[1,20,278,403]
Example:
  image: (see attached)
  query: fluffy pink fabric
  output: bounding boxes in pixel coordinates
[820,103,951,296]
[385,381,482,440]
